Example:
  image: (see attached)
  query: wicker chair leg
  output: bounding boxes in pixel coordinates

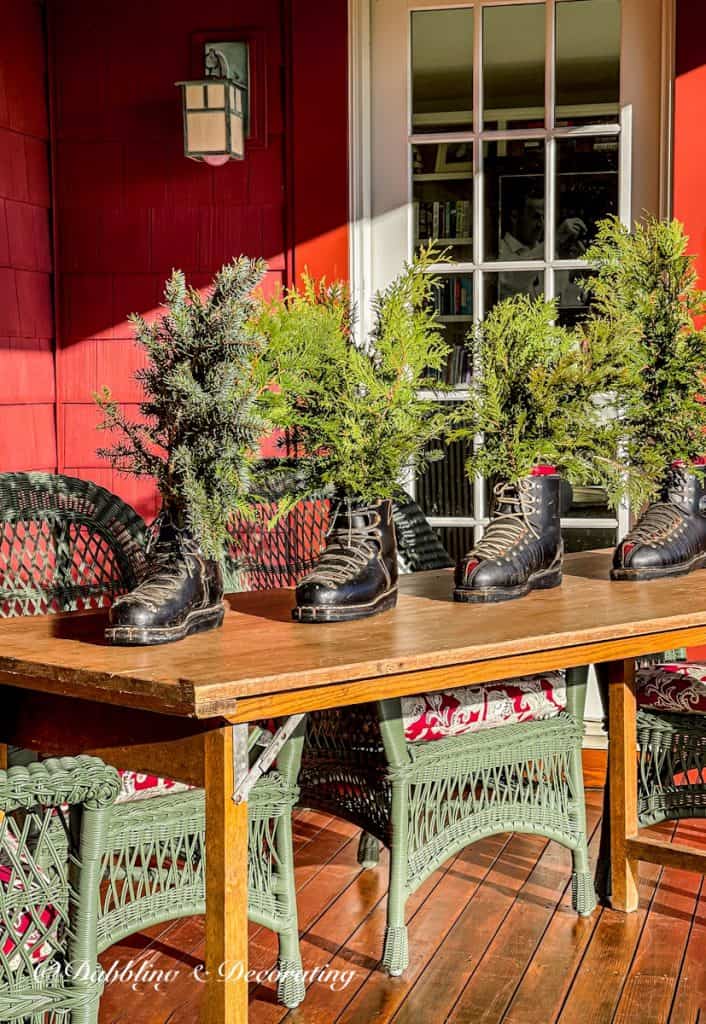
[382,776,410,977]
[276,936,306,1009]
[571,846,597,916]
[357,830,380,869]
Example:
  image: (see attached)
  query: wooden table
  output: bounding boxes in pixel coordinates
[2,549,706,1022]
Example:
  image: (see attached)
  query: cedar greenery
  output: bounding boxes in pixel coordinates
[94,257,271,558]
[450,293,642,501]
[583,215,706,506]
[257,248,451,502]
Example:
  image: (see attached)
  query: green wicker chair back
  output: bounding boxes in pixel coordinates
[0,473,146,617]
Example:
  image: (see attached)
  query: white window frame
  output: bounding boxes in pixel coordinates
[349,0,673,543]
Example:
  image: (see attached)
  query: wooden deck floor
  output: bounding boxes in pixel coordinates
[97,789,706,1024]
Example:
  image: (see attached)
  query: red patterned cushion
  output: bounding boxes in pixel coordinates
[637,662,706,714]
[116,770,193,804]
[0,836,58,968]
[402,672,566,742]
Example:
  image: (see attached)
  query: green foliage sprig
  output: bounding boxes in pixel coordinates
[583,215,706,506]
[450,293,642,500]
[95,257,270,558]
[256,248,451,502]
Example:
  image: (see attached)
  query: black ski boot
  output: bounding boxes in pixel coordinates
[612,463,706,581]
[292,498,398,623]
[105,511,225,646]
[454,469,564,603]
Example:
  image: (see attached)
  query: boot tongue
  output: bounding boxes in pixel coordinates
[665,463,698,514]
[333,498,380,533]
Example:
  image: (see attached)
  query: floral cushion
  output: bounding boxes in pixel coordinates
[637,662,706,715]
[116,770,193,804]
[0,836,58,968]
[402,672,566,742]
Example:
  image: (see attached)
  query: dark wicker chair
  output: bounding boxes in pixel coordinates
[0,472,307,1011]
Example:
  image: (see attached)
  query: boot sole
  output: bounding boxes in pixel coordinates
[292,587,398,623]
[453,568,563,604]
[610,551,706,582]
[105,602,225,646]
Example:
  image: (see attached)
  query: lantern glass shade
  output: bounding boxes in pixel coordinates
[177,76,246,162]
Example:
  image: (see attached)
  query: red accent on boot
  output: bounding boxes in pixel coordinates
[531,465,558,476]
[464,559,480,580]
[672,457,706,467]
[621,542,635,563]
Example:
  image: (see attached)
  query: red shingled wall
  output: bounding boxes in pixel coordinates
[0,0,55,473]
[48,0,348,521]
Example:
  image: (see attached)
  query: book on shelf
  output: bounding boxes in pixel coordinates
[415,199,472,242]
[432,275,473,316]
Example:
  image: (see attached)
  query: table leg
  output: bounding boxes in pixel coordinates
[607,657,639,912]
[0,744,7,769]
[203,725,249,1024]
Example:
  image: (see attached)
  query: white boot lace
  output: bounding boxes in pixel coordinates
[299,501,379,587]
[469,480,539,561]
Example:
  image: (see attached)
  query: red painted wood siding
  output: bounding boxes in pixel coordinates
[674,0,706,283]
[0,0,55,473]
[49,0,348,522]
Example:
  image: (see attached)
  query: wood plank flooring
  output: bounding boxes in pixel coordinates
[97,790,706,1024]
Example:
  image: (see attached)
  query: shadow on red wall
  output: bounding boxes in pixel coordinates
[45,0,348,520]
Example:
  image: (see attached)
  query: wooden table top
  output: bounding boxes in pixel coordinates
[2,550,706,720]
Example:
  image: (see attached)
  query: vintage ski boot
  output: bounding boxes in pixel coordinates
[612,463,706,581]
[454,469,564,603]
[293,498,398,623]
[105,511,225,645]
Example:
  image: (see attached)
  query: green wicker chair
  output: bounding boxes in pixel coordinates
[232,476,596,977]
[0,472,307,1010]
[286,506,595,977]
[596,653,706,894]
[0,756,120,1024]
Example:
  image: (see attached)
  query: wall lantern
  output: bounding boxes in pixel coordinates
[177,42,249,166]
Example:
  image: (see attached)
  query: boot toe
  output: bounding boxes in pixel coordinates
[614,541,663,572]
[457,558,505,591]
[295,580,339,609]
[108,597,157,630]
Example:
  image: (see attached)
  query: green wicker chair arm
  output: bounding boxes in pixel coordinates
[0,757,121,813]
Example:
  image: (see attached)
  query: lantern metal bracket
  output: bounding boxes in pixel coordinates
[204,41,250,133]
[231,713,305,804]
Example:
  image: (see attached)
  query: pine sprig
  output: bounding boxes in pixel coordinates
[256,247,452,502]
[450,293,642,502]
[95,257,270,558]
[582,215,706,506]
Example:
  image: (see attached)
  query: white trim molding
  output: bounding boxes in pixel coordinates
[348,0,373,347]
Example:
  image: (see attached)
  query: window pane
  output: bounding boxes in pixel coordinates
[556,0,620,127]
[411,8,474,134]
[484,271,545,311]
[483,4,545,130]
[413,143,473,262]
[418,435,474,519]
[483,140,545,261]
[555,135,619,254]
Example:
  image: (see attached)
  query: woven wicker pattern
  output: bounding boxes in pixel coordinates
[0,473,146,618]
[0,757,119,1024]
[294,507,595,975]
[0,472,307,1011]
[635,709,706,827]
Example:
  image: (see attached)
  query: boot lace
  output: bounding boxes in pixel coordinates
[470,480,538,561]
[300,501,378,587]
[115,513,194,606]
[624,502,684,546]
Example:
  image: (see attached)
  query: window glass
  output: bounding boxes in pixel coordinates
[412,143,473,263]
[555,136,619,257]
[484,271,545,311]
[411,8,474,134]
[556,0,620,127]
[418,434,475,520]
[483,139,545,262]
[483,4,545,130]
